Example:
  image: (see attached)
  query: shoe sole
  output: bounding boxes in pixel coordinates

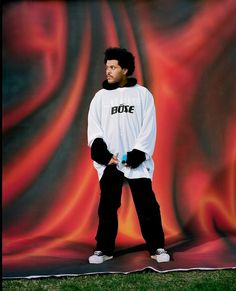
[150,255,170,263]
[89,256,113,264]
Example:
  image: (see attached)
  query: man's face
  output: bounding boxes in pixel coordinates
[105,60,127,84]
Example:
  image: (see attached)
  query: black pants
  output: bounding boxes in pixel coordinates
[95,165,165,256]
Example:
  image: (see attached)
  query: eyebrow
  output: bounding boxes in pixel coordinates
[105,64,117,68]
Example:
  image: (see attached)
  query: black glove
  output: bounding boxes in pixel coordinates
[126,149,146,168]
[91,138,113,165]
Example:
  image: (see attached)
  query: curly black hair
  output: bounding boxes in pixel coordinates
[104,47,135,76]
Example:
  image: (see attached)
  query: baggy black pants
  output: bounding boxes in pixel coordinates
[95,165,165,256]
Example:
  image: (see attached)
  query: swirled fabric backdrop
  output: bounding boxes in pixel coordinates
[2,0,236,278]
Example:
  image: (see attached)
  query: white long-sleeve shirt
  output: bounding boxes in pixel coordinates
[87,84,156,180]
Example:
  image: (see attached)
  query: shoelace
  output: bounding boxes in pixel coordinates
[94,251,103,256]
[157,249,167,255]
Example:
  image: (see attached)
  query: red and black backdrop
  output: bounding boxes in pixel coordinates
[2,0,236,278]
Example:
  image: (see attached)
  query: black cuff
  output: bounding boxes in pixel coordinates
[91,138,113,165]
[126,149,146,168]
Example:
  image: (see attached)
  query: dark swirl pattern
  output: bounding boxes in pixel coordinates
[2,0,236,277]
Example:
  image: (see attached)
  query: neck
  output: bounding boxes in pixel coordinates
[118,77,127,87]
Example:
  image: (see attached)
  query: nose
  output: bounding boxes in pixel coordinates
[106,67,111,75]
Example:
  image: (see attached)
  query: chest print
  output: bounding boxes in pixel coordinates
[111,104,135,115]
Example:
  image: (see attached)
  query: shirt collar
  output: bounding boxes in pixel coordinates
[102,78,137,90]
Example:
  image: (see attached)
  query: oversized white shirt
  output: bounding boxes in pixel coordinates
[87,84,156,180]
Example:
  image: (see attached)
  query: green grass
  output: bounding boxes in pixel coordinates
[2,270,236,290]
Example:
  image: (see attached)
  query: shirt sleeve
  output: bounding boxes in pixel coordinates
[133,89,156,157]
[87,93,104,147]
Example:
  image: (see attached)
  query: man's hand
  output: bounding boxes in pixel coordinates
[126,149,146,168]
[108,155,119,165]
[91,138,113,165]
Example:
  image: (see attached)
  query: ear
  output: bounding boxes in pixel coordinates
[122,68,128,75]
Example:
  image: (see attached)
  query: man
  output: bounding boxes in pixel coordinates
[87,47,170,264]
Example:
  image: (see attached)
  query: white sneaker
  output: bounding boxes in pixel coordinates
[151,248,170,263]
[88,251,113,264]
